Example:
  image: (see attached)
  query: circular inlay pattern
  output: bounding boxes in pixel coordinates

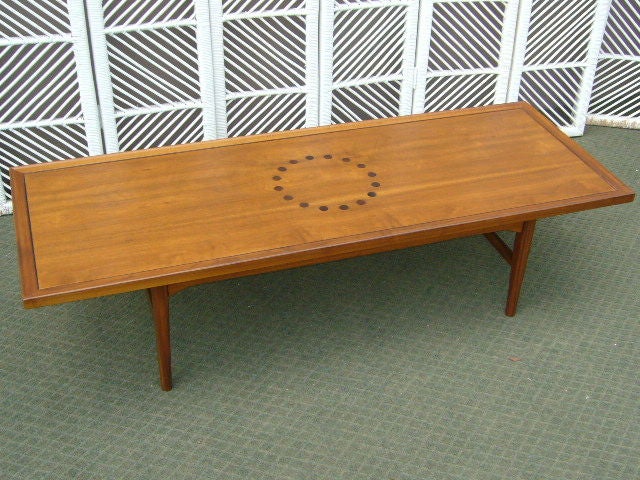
[272,153,381,212]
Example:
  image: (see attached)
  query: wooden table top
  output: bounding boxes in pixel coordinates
[11,102,634,307]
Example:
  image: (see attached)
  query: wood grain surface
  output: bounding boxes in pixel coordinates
[11,102,635,307]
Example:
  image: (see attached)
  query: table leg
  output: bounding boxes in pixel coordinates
[148,285,172,391]
[505,220,536,316]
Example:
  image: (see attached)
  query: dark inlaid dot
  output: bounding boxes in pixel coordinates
[289,159,299,164]
[357,163,366,168]
[274,186,283,191]
[284,195,294,200]
[278,166,287,172]
[371,181,381,187]
[368,172,377,177]
[342,157,351,162]
[339,204,349,210]
[299,202,309,208]
[305,155,314,160]
[319,206,329,211]
[357,199,367,205]
[272,175,281,181]
[324,154,332,159]
[367,191,377,197]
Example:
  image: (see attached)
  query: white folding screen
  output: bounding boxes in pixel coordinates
[319,0,419,124]
[588,0,640,128]
[413,0,519,114]
[217,0,319,136]
[507,0,612,136]
[86,0,219,152]
[0,0,102,210]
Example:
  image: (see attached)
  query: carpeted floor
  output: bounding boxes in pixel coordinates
[1,125,638,479]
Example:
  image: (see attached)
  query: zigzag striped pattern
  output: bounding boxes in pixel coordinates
[424,74,497,112]
[1,0,71,37]
[524,0,596,65]
[519,67,583,126]
[222,0,305,15]
[0,124,89,197]
[0,42,82,124]
[223,15,307,93]
[102,0,194,28]
[106,26,201,111]
[428,1,506,71]
[226,93,306,137]
[333,5,406,83]
[331,81,401,123]
[589,58,640,117]
[115,108,203,151]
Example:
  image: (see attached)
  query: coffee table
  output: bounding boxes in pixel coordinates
[11,102,634,390]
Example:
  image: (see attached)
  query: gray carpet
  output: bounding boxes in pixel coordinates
[1,125,638,479]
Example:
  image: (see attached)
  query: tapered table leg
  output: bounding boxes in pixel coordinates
[148,285,172,391]
[505,220,536,316]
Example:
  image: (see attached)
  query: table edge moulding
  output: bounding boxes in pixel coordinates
[11,102,635,390]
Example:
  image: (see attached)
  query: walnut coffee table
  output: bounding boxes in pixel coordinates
[11,102,634,390]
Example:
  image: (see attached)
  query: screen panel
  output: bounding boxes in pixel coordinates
[0,0,101,204]
[588,0,640,128]
[218,0,319,136]
[508,0,611,136]
[86,0,218,152]
[413,0,518,114]
[320,0,419,125]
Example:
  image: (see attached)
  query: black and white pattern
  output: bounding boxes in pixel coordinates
[321,0,417,125]
[87,0,212,152]
[414,0,517,114]
[0,0,101,202]
[509,0,611,135]
[220,0,317,136]
[331,81,402,123]
[588,0,640,127]
[102,0,195,27]
[428,1,506,71]
[424,73,498,113]
[222,0,306,15]
[226,93,306,137]
[223,15,307,93]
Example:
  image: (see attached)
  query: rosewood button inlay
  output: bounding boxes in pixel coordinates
[272,153,380,212]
